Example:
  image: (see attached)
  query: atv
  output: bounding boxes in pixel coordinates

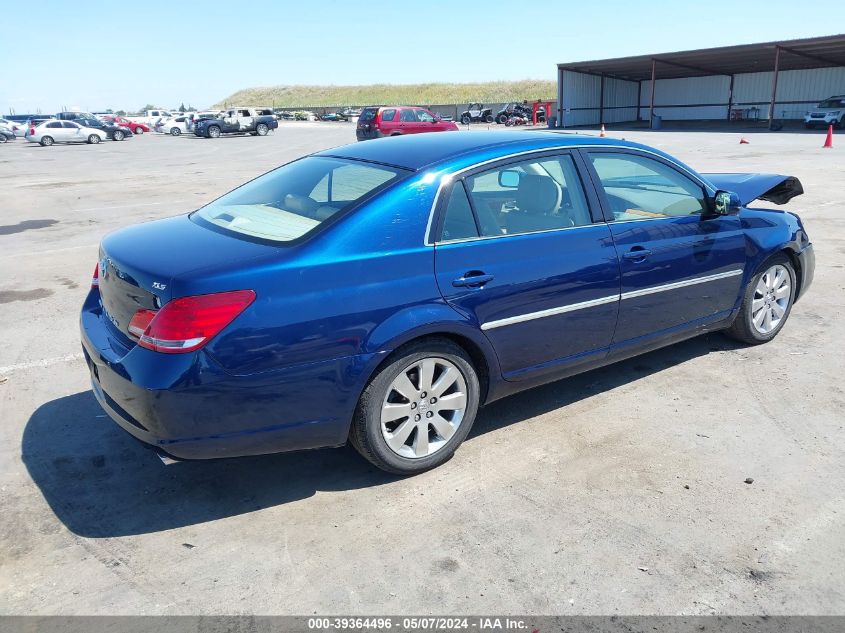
[496,102,544,125]
[459,103,494,125]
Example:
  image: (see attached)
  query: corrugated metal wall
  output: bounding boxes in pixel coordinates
[559,65,845,125]
[560,70,601,126]
[732,67,845,119]
[558,70,638,126]
[638,75,731,121]
[604,77,639,123]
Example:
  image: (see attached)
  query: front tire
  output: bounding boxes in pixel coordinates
[496,114,507,124]
[725,254,796,345]
[40,136,54,146]
[134,127,144,135]
[460,115,471,125]
[484,114,494,123]
[207,125,221,138]
[350,338,480,475]
[113,130,125,141]
[256,123,269,136]
[170,127,181,136]
[88,134,101,144]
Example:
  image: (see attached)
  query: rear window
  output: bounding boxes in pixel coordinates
[359,108,378,122]
[192,157,406,243]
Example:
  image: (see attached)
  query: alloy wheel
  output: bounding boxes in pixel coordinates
[380,357,468,459]
[751,264,791,334]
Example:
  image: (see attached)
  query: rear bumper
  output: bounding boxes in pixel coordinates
[356,130,381,141]
[80,295,374,460]
[795,243,815,301]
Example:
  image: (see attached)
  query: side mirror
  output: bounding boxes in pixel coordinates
[713,190,741,215]
[498,170,521,188]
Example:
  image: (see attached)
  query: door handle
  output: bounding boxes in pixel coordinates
[452,272,494,288]
[623,248,653,261]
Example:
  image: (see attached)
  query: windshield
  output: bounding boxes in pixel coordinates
[192,157,406,243]
[818,98,845,108]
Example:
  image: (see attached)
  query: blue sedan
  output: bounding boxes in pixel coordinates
[80,132,814,474]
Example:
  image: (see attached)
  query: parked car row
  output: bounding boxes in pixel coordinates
[1,105,286,146]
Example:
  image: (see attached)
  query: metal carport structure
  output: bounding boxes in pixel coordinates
[556,34,845,128]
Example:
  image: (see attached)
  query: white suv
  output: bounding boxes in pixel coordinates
[804,96,845,129]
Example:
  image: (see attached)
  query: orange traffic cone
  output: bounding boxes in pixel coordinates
[599,124,606,137]
[739,137,750,144]
[823,124,834,148]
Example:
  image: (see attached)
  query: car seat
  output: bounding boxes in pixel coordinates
[505,174,566,234]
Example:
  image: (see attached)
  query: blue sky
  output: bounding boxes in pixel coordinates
[3,0,842,114]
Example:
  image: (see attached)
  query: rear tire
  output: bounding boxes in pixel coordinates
[256,123,269,136]
[40,136,54,146]
[0,135,6,143]
[350,338,480,475]
[496,113,507,124]
[170,127,181,136]
[207,125,221,138]
[460,115,471,125]
[113,130,125,141]
[484,114,494,123]
[725,254,796,345]
[88,134,101,144]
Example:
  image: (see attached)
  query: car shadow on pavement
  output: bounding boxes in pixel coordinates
[22,333,742,538]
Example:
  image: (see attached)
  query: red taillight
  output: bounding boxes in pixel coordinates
[92,263,99,288]
[29,127,35,136]
[130,290,255,354]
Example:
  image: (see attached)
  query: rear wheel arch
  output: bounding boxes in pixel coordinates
[363,326,497,406]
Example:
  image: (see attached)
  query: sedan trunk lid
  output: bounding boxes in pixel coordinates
[98,214,277,342]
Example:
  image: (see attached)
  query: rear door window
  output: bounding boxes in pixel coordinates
[399,109,418,122]
[439,181,479,242]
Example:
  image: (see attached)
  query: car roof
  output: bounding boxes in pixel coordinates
[317,131,659,171]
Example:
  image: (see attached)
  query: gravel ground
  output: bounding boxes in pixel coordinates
[0,122,842,615]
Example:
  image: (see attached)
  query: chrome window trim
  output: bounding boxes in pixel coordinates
[437,222,599,246]
[424,144,714,246]
[479,269,743,331]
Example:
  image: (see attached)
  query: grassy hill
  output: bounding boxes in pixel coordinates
[215,80,556,108]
